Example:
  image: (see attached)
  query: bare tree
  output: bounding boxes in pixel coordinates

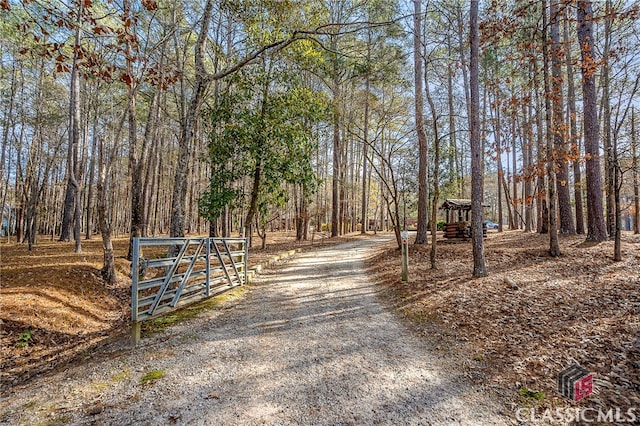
[59,2,83,254]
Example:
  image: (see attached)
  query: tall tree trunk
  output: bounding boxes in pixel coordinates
[523,99,533,232]
[447,40,459,193]
[348,130,355,233]
[152,133,165,236]
[602,0,615,239]
[511,118,519,229]
[564,9,585,235]
[501,161,514,229]
[71,35,83,253]
[470,0,486,277]
[142,87,162,238]
[85,104,98,240]
[222,205,229,237]
[551,0,575,235]
[60,6,83,249]
[244,72,270,240]
[23,59,45,250]
[1,63,17,239]
[497,152,503,233]
[533,55,548,234]
[97,135,116,285]
[244,158,262,243]
[171,0,213,238]
[59,168,75,242]
[425,73,440,269]
[124,0,144,260]
[456,4,471,129]
[491,90,506,232]
[413,0,428,244]
[577,0,608,241]
[543,0,561,256]
[632,107,639,234]
[331,40,341,238]
[613,129,622,261]
[361,74,370,235]
[340,127,348,235]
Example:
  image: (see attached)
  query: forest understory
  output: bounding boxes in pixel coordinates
[370,230,640,414]
[1,230,639,415]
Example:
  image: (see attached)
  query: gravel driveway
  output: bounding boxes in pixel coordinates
[1,234,512,425]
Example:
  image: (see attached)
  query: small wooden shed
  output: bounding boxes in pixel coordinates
[440,199,489,239]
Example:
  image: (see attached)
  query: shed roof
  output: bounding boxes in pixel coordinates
[440,198,490,210]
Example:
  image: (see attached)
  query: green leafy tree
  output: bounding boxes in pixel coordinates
[199,61,328,245]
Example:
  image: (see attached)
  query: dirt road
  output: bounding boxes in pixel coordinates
[1,234,512,425]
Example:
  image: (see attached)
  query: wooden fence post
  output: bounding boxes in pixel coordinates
[401,230,409,282]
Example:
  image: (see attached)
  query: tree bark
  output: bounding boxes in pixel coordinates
[564,9,585,235]
[613,130,622,261]
[244,68,270,240]
[60,6,83,250]
[171,0,214,238]
[602,0,615,239]
[632,107,639,234]
[425,72,440,269]
[470,0,486,277]
[490,89,506,232]
[511,119,519,229]
[532,54,548,234]
[97,135,116,285]
[85,104,98,240]
[413,0,428,244]
[523,99,533,232]
[577,0,608,241]
[361,73,370,235]
[124,0,144,260]
[456,4,471,131]
[446,39,459,194]
[550,0,575,235]
[142,91,161,238]
[543,0,561,257]
[331,36,341,238]
[1,62,17,239]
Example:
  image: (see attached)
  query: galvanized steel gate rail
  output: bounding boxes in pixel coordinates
[130,237,247,344]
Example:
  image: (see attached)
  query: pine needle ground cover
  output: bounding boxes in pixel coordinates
[0,231,346,389]
[370,231,640,413]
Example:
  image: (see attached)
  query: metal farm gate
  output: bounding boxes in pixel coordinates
[130,237,247,344]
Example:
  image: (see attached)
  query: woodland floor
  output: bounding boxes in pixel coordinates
[0,230,346,390]
[1,229,639,417]
[369,230,640,414]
